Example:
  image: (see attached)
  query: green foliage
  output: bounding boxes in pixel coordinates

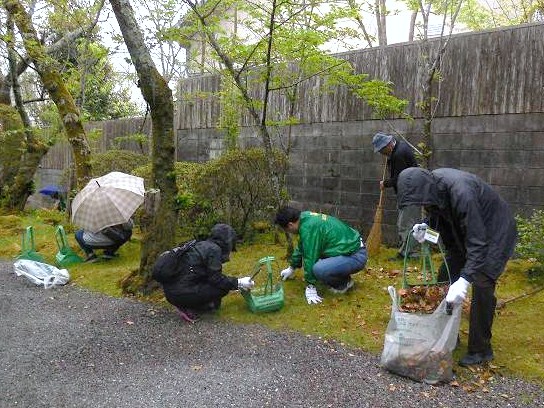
[0,106,26,207]
[218,80,242,150]
[457,0,543,30]
[343,76,409,119]
[191,148,288,239]
[90,150,150,177]
[69,41,142,120]
[0,105,25,171]
[133,161,212,238]
[414,142,432,168]
[134,149,288,239]
[175,0,408,137]
[516,209,544,264]
[112,133,149,154]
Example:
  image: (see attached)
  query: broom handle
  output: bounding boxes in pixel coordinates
[377,158,387,207]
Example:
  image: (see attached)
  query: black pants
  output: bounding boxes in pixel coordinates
[438,263,497,354]
[165,284,229,311]
[468,273,496,354]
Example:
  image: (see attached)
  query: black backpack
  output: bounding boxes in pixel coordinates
[152,240,197,283]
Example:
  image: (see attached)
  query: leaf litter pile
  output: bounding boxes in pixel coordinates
[397,284,449,313]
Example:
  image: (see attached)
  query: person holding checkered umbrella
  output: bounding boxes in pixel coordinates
[71,172,144,262]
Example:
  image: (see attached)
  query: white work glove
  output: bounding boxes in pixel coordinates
[412,223,428,243]
[280,266,295,281]
[237,277,255,290]
[305,285,323,304]
[445,277,471,304]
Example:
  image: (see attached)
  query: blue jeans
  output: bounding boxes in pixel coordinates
[74,230,122,256]
[312,246,368,288]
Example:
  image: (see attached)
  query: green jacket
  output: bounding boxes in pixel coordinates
[291,211,361,284]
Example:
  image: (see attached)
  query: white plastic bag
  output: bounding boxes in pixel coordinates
[13,259,70,289]
[380,286,462,384]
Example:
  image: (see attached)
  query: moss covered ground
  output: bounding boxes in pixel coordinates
[2,210,543,386]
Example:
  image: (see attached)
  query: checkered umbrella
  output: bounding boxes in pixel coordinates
[71,172,145,233]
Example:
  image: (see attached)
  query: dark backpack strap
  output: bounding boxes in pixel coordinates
[152,240,197,283]
[170,239,197,256]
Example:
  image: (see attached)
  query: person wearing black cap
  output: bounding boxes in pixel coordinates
[396,167,517,366]
[372,132,420,259]
[152,223,254,323]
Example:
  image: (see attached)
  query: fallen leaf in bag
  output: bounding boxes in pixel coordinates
[398,285,449,313]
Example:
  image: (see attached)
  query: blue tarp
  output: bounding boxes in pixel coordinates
[38,185,66,196]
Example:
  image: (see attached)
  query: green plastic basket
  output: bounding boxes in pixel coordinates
[55,225,83,267]
[398,232,452,312]
[16,226,45,263]
[401,234,450,289]
[241,256,284,313]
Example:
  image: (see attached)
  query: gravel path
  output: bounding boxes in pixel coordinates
[1,261,543,408]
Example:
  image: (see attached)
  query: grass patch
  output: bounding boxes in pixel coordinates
[2,212,543,385]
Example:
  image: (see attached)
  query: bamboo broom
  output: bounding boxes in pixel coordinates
[365,159,388,256]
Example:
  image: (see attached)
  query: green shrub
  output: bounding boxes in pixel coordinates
[91,149,150,177]
[133,149,287,240]
[192,147,288,239]
[133,161,213,239]
[516,209,544,264]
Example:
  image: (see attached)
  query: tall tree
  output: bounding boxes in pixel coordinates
[177,0,406,205]
[3,0,94,196]
[131,0,187,85]
[109,0,178,294]
[410,0,464,168]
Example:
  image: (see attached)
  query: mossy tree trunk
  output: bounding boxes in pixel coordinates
[3,15,49,210]
[0,104,45,211]
[109,0,178,294]
[4,0,93,188]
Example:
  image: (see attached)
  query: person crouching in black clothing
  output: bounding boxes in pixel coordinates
[152,223,254,323]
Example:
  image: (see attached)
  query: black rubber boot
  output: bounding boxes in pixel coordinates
[459,351,494,367]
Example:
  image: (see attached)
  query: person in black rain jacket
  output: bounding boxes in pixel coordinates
[396,167,517,366]
[372,132,420,259]
[152,223,254,323]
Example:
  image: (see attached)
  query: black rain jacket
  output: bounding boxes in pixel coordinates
[383,139,419,193]
[152,224,238,306]
[397,167,517,282]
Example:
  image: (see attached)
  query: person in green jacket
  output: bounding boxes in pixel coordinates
[274,207,368,304]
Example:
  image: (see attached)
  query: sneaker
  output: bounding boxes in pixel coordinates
[329,279,355,294]
[458,351,494,367]
[175,307,200,323]
[102,253,117,260]
[84,253,98,263]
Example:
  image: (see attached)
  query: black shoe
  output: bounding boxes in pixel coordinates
[458,351,494,367]
[329,279,355,294]
[84,253,98,263]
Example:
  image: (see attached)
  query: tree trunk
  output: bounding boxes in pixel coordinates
[109,0,178,294]
[375,0,388,46]
[4,15,49,210]
[4,0,93,188]
[408,11,417,42]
